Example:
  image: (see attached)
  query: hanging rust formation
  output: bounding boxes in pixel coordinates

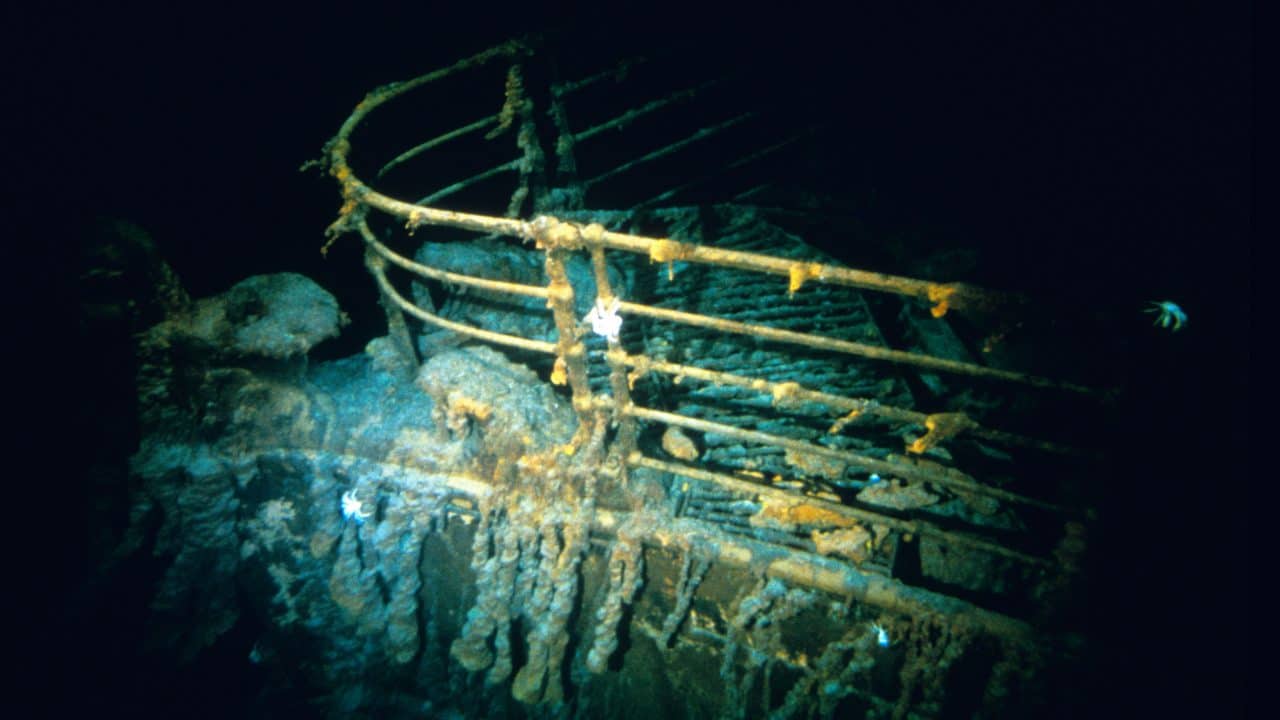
[299,36,1107,717]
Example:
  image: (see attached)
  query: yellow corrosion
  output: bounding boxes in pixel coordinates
[828,408,862,435]
[752,495,859,531]
[770,381,802,409]
[788,262,824,295]
[784,448,847,481]
[448,395,493,423]
[661,426,699,461]
[649,238,695,281]
[534,219,583,251]
[620,352,650,390]
[581,222,605,246]
[550,356,568,386]
[649,238,686,263]
[516,450,558,476]
[906,412,973,454]
[810,525,872,563]
[404,208,426,235]
[927,283,956,318]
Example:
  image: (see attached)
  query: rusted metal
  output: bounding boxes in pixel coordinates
[590,508,1036,640]
[581,112,757,189]
[416,159,525,206]
[607,349,1085,456]
[377,116,499,179]
[541,245,596,435]
[627,453,1050,567]
[366,250,557,357]
[313,40,1104,690]
[589,240,640,458]
[612,295,1086,392]
[642,128,819,209]
[624,404,1073,515]
[570,79,721,143]
[341,201,1093,393]
[359,219,549,301]
[297,448,1037,642]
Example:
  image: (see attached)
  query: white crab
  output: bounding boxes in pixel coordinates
[1145,300,1187,331]
[584,296,623,343]
[341,489,372,522]
[870,622,890,648]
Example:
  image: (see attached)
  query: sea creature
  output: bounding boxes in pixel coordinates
[1145,300,1186,331]
[870,622,890,648]
[584,296,623,342]
[341,489,372,522]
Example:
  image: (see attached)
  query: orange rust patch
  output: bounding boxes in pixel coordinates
[661,426,699,461]
[550,356,568,386]
[927,283,956,318]
[787,262,823,295]
[811,525,872,563]
[784,448,847,481]
[754,497,857,530]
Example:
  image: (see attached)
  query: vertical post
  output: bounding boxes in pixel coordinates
[540,233,595,448]
[364,248,419,374]
[585,230,639,459]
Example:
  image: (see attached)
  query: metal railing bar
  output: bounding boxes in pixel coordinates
[634,127,818,209]
[626,404,1071,515]
[618,351,1086,456]
[414,158,522,206]
[377,115,500,178]
[615,298,1082,392]
[550,54,654,97]
[335,194,1091,396]
[627,453,1050,567]
[366,252,557,356]
[581,112,757,189]
[610,349,916,423]
[327,40,528,148]
[590,506,1039,639]
[573,79,722,142]
[288,447,1038,639]
[359,220,549,301]
[600,229,949,305]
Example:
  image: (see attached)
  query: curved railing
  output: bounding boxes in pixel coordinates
[311,38,1102,639]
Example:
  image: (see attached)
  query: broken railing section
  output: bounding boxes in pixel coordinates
[449,412,608,703]
[303,37,541,228]
[657,546,712,648]
[344,207,1087,579]
[311,36,1093,399]
[585,527,645,673]
[316,45,1100,627]
[313,44,1096,395]
[546,46,825,212]
[408,61,548,216]
[415,460,1038,712]
[367,457,1036,644]
[627,452,1050,568]
[323,137,1094,514]
[302,43,1099,714]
